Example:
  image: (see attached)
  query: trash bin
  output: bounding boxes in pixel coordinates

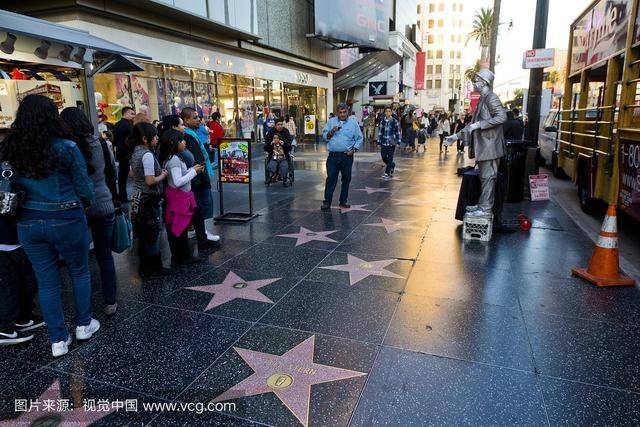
[500,140,528,202]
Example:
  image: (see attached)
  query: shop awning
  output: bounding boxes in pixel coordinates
[333,50,402,91]
[0,9,150,70]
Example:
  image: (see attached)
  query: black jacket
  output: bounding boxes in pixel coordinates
[183,132,211,190]
[503,118,524,141]
[264,128,292,159]
[113,119,133,160]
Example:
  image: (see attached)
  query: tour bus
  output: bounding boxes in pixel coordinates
[547,0,640,222]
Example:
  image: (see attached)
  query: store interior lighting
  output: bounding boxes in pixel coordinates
[34,40,51,59]
[1,33,17,55]
[57,44,73,62]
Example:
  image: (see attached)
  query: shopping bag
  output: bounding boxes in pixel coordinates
[112,208,132,253]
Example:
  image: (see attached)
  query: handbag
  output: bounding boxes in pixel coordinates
[112,208,132,253]
[0,162,23,216]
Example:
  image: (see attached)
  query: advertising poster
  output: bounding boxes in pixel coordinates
[219,140,250,183]
[304,115,316,135]
[571,0,631,74]
[619,139,640,221]
[166,80,194,116]
[314,0,391,50]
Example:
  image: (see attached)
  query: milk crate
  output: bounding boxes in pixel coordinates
[463,213,493,242]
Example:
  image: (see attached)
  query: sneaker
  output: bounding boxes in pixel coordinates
[15,315,45,332]
[51,335,73,357]
[188,230,197,239]
[205,231,220,242]
[0,330,34,346]
[466,209,492,217]
[465,205,481,212]
[75,318,101,341]
[104,303,118,316]
[339,203,351,209]
[382,173,390,179]
[320,202,331,212]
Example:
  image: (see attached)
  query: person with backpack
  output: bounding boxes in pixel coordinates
[61,107,119,316]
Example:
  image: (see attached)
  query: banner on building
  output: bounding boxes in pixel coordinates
[470,92,481,113]
[570,0,631,75]
[313,0,391,50]
[304,115,316,135]
[415,52,426,90]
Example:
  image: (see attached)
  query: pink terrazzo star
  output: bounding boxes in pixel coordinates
[186,271,281,310]
[277,227,338,246]
[333,204,371,213]
[212,335,366,427]
[320,254,405,285]
[355,186,392,194]
[0,380,115,426]
[365,218,420,233]
[392,197,432,206]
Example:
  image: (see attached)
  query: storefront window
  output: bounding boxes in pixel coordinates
[270,81,283,118]
[237,77,255,139]
[217,73,237,136]
[0,67,85,128]
[94,73,132,123]
[131,75,165,122]
[194,81,217,120]
[166,79,194,116]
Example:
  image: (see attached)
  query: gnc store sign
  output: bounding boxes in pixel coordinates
[570,0,631,75]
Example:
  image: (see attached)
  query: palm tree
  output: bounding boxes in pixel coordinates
[467,7,493,66]
[464,59,482,83]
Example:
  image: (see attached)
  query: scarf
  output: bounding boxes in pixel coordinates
[184,127,214,177]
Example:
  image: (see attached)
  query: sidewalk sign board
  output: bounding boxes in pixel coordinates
[304,115,316,135]
[529,174,550,201]
[215,138,257,222]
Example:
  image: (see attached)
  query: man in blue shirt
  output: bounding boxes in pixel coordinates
[321,103,363,211]
[378,106,401,179]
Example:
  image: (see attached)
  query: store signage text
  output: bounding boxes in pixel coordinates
[295,72,310,84]
[522,49,555,69]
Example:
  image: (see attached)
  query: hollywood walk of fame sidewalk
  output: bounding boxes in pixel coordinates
[2,142,640,426]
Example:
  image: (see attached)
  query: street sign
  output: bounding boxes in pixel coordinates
[523,48,555,69]
[529,174,550,201]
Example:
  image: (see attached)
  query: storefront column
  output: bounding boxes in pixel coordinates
[83,52,100,134]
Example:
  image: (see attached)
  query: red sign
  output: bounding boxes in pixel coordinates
[414,52,426,90]
[470,92,481,113]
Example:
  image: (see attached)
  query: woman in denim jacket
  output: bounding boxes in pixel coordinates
[0,95,99,358]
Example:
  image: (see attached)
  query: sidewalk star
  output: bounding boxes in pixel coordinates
[320,254,405,285]
[392,197,431,206]
[355,186,392,194]
[365,217,420,233]
[277,227,338,246]
[333,204,371,213]
[213,335,366,427]
[186,271,281,310]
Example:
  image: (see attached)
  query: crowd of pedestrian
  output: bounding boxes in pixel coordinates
[0,94,224,356]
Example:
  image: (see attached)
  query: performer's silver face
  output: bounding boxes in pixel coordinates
[473,77,487,92]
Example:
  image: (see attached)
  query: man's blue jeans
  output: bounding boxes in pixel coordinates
[17,217,92,343]
[381,145,396,175]
[323,152,354,205]
[88,212,117,305]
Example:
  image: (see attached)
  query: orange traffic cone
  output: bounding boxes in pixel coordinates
[572,205,636,287]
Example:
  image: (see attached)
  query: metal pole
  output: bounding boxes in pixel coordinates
[525,0,550,145]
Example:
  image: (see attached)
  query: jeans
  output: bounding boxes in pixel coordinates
[0,248,37,332]
[439,132,449,152]
[191,187,213,244]
[88,212,117,305]
[17,217,92,343]
[117,157,129,203]
[167,227,191,263]
[381,145,396,175]
[323,152,353,205]
[268,158,289,179]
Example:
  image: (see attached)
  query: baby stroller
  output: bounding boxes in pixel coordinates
[264,156,295,187]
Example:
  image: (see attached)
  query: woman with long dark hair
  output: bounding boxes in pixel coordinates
[157,129,203,266]
[0,94,98,357]
[128,122,170,278]
[60,107,119,316]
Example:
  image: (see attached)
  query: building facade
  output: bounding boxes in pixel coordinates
[417,0,470,112]
[2,0,338,141]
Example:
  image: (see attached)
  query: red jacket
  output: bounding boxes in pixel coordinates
[207,120,225,147]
